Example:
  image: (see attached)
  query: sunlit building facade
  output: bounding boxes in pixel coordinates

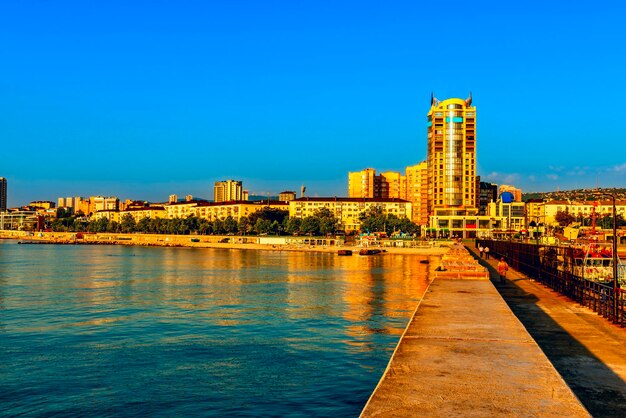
[380,171,406,199]
[405,162,429,225]
[348,168,379,198]
[426,95,482,238]
[279,191,297,202]
[289,197,412,232]
[214,180,244,203]
[427,95,477,213]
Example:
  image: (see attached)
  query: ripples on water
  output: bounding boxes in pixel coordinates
[0,241,434,416]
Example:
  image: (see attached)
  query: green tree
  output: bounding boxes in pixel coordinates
[285,217,302,235]
[248,208,289,226]
[313,208,339,235]
[92,217,109,233]
[184,215,199,234]
[300,216,320,236]
[120,213,136,233]
[213,219,225,235]
[555,210,575,227]
[224,216,238,234]
[108,221,121,233]
[254,218,272,234]
[359,206,385,233]
[198,218,212,235]
[238,216,251,235]
[136,217,152,233]
[51,218,66,232]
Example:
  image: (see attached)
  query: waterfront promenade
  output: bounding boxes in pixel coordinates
[466,245,626,416]
[361,245,589,417]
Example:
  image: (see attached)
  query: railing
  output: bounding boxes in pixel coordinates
[480,240,625,327]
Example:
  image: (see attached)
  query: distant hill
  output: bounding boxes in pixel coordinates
[248,195,279,202]
[522,188,626,202]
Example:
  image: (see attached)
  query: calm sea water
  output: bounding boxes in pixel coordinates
[0,240,432,417]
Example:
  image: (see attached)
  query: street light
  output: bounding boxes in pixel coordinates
[594,191,619,322]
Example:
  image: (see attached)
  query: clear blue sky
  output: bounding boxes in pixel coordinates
[2,1,625,207]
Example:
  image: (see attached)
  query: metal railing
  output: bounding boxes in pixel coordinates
[479,240,625,326]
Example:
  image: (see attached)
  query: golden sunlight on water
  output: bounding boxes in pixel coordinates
[0,242,439,416]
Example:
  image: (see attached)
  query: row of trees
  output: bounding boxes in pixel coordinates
[554,210,626,228]
[359,206,420,236]
[48,206,422,237]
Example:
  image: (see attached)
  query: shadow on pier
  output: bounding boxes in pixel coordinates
[467,245,626,417]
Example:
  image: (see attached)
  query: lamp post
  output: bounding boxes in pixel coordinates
[507,204,512,242]
[594,191,619,323]
[529,219,538,245]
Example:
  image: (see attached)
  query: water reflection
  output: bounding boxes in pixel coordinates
[0,242,436,416]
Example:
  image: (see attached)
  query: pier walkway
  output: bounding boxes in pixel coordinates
[361,245,589,417]
[466,244,626,416]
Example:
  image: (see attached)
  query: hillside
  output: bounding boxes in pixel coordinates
[522,187,626,202]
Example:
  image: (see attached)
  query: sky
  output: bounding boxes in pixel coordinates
[2,1,626,207]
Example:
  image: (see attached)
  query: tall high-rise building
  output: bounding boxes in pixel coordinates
[427,94,477,215]
[0,177,7,211]
[348,168,407,199]
[348,168,379,198]
[348,166,430,225]
[405,162,429,225]
[479,181,498,215]
[380,171,406,199]
[214,180,243,203]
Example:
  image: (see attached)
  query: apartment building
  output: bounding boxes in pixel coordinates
[214,180,244,203]
[405,162,428,225]
[289,197,412,232]
[426,95,480,238]
[348,168,380,198]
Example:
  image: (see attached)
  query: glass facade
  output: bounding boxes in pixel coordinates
[427,97,476,213]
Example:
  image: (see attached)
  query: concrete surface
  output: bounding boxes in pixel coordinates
[468,245,626,417]
[361,277,589,417]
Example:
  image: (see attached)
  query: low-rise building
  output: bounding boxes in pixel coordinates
[165,201,199,219]
[194,200,288,222]
[289,197,412,232]
[29,200,55,210]
[543,199,626,225]
[122,206,167,222]
[91,210,121,223]
[92,196,119,212]
[279,191,297,202]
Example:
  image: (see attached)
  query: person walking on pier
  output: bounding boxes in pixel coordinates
[484,246,490,259]
[479,244,484,258]
[497,258,509,284]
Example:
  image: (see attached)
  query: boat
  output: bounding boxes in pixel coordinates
[337,249,353,256]
[554,242,626,285]
[573,242,622,284]
[359,249,384,255]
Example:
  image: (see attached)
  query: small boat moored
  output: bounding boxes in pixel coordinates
[337,249,353,256]
[359,249,384,255]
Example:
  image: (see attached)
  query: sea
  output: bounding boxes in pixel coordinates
[0,240,432,417]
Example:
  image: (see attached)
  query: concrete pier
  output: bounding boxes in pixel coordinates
[361,248,589,417]
[467,244,626,416]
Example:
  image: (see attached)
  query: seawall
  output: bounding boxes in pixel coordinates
[360,245,589,417]
[0,230,450,255]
